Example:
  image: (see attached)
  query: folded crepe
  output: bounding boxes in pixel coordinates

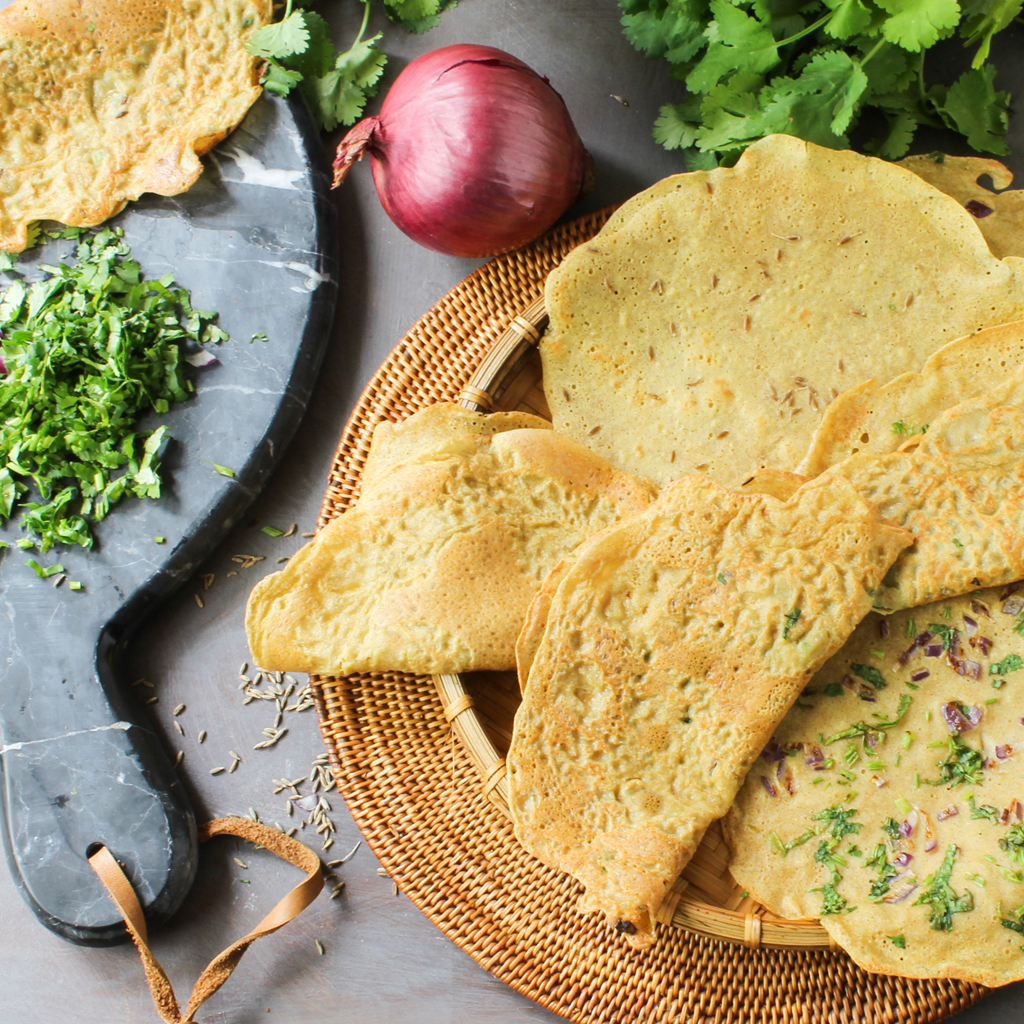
[245,404,657,676]
[0,0,271,252]
[507,473,912,948]
[726,585,1024,988]
[540,134,1024,488]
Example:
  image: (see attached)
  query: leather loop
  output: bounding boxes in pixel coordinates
[89,817,324,1023]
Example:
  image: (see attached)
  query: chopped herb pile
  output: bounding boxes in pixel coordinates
[619,0,1018,167]
[967,794,999,822]
[930,733,986,787]
[821,693,913,748]
[0,228,222,552]
[808,804,863,916]
[913,844,973,931]
[990,653,1024,676]
[246,0,457,131]
[866,841,898,899]
[851,663,886,690]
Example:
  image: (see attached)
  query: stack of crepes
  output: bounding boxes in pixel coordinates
[247,135,1024,979]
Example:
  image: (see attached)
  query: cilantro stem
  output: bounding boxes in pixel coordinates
[353,0,373,49]
[857,38,887,70]
[768,11,835,52]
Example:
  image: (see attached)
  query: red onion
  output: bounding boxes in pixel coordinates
[332,44,592,258]
[1002,595,1024,615]
[760,775,778,798]
[962,615,979,636]
[971,600,992,619]
[910,668,930,682]
[899,630,933,665]
[883,876,919,903]
[937,805,959,821]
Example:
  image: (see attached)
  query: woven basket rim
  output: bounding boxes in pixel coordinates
[307,208,987,1024]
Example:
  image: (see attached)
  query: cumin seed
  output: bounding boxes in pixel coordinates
[711,274,718,289]
[649,279,663,293]
[717,431,729,438]
[315,940,325,955]
[850,310,866,317]
[748,294,761,302]
[561,387,571,402]
[648,346,654,360]
[283,523,297,537]
[145,696,158,705]
[669,322,677,335]
[301,532,315,538]
[670,450,676,463]
[604,277,615,292]
[234,858,248,868]
[904,292,914,310]
[589,426,601,436]
[686,378,703,387]
[173,703,186,716]
[743,315,751,331]
[194,594,204,608]
[695,463,709,470]
[201,573,214,590]
[173,751,183,767]
[705,181,713,194]
[174,721,184,736]
[210,767,226,775]
[198,730,207,743]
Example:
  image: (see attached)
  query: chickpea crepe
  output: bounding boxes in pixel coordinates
[246,404,656,676]
[726,586,1024,987]
[540,134,1024,487]
[0,0,271,252]
[508,472,911,948]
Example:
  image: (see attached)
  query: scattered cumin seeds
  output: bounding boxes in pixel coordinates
[301,532,315,538]
[837,358,844,372]
[330,882,346,899]
[174,751,183,767]
[315,940,325,956]
[669,450,676,464]
[229,760,240,773]
[603,277,615,292]
[376,868,390,877]
[904,292,914,310]
[210,766,226,775]
[668,322,677,335]
[133,678,154,688]
[234,858,248,869]
[194,594,204,609]
[561,387,571,403]
[588,425,601,436]
[704,181,713,195]
[686,377,703,387]
[711,274,718,289]
[586,246,602,254]
[649,279,663,293]
[283,523,297,537]
[174,721,185,736]
[829,387,839,399]
[695,463,710,471]
[775,248,782,261]
[648,345,654,360]
[145,696,158,705]
[717,431,729,439]
[226,571,238,577]
[173,703,186,716]
[229,750,242,761]
[770,233,800,241]
[743,315,751,331]
[850,309,866,317]
[201,573,214,590]
[748,293,760,302]
[198,730,207,744]
[392,882,399,897]
[275,556,289,564]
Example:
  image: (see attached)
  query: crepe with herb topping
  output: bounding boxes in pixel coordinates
[898,154,1024,260]
[798,320,1024,477]
[507,473,911,948]
[726,585,1024,987]
[245,404,657,676]
[818,385,1024,612]
[0,0,270,252]
[540,134,1024,487]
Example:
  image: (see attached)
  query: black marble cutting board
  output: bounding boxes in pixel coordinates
[0,94,337,945]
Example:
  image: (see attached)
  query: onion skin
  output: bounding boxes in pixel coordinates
[333,44,592,258]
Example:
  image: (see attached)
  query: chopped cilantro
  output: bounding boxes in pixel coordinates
[815,881,848,917]
[717,572,727,584]
[1013,614,1024,638]
[929,734,986,787]
[812,805,862,842]
[990,654,1024,676]
[890,934,906,949]
[967,795,998,822]
[851,663,886,690]
[24,559,64,579]
[68,581,83,591]
[0,228,224,555]
[783,607,801,640]
[204,461,235,479]
[821,694,912,747]
[262,525,285,537]
[867,842,897,899]
[999,823,1024,871]
[882,817,902,844]
[927,623,956,650]
[769,828,816,856]
[823,683,844,697]
[154,536,166,544]
[906,619,916,638]
[913,845,974,931]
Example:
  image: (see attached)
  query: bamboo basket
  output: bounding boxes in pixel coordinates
[310,209,987,1023]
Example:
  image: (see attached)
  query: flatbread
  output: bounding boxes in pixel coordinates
[821,386,1024,613]
[245,404,657,676]
[0,0,270,252]
[798,320,1024,477]
[898,154,1024,260]
[507,473,912,948]
[726,585,1024,988]
[540,134,1024,487]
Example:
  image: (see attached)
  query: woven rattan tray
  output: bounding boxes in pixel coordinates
[309,210,987,1023]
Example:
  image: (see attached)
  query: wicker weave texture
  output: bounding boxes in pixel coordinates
[309,212,987,1024]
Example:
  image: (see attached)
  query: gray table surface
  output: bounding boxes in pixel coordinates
[2,2,1023,1021]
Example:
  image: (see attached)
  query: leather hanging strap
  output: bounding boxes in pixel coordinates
[88,816,325,1023]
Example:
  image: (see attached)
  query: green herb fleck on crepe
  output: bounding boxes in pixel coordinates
[913,844,973,931]
[204,461,236,479]
[967,794,999,822]
[851,663,886,690]
[991,654,1024,676]
[783,607,801,639]
[890,934,906,949]
[821,694,912,747]
[246,0,457,131]
[867,842,897,899]
[929,734,986,787]
[0,228,225,555]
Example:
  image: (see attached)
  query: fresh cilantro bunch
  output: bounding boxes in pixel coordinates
[245,0,458,131]
[621,0,1021,167]
[0,228,224,553]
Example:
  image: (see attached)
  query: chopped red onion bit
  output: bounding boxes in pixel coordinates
[936,805,959,821]
[899,631,933,666]
[879,618,889,640]
[971,635,994,656]
[910,668,930,682]
[965,199,994,218]
[924,837,938,853]
[925,643,944,658]
[941,701,982,733]
[971,600,992,619]
[761,739,786,763]
[1013,799,1023,821]
[760,776,778,798]
[883,876,919,904]
[900,816,915,838]
[894,851,913,868]
[962,615,978,636]
[1001,807,1012,825]
[996,743,1013,760]
[805,742,826,769]
[1002,596,1024,616]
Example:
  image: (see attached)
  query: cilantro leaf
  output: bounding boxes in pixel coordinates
[823,0,876,39]
[934,64,1011,154]
[913,844,974,930]
[870,110,918,158]
[623,3,710,63]
[245,9,311,60]
[686,0,780,94]
[960,0,1023,66]
[877,0,961,51]
[654,102,702,150]
[263,61,304,98]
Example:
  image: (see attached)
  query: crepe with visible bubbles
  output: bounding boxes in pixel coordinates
[245,404,657,676]
[507,472,911,948]
[540,134,1024,487]
[0,0,271,252]
[726,585,1024,987]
